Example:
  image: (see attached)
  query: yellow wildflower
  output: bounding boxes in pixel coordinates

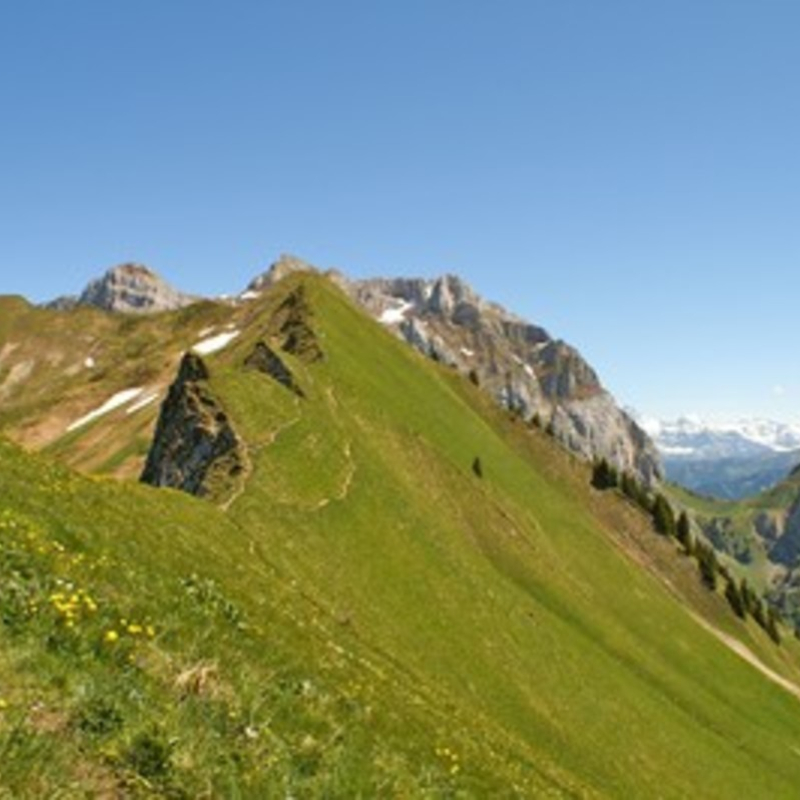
[104,630,119,643]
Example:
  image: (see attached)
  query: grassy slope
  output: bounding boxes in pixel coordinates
[4,276,800,796]
[0,296,243,479]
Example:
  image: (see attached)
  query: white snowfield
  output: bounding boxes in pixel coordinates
[67,388,144,432]
[239,290,260,301]
[126,392,160,415]
[192,330,240,355]
[379,301,413,325]
[640,414,800,456]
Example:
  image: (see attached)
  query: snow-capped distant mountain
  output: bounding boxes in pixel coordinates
[639,416,800,460]
[631,414,800,500]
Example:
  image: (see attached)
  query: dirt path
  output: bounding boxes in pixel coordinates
[221,412,302,512]
[690,612,800,702]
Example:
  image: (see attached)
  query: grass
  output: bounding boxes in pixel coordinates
[4,274,800,796]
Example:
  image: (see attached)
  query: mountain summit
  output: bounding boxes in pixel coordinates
[49,263,195,314]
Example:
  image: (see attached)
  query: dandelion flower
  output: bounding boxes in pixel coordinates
[104,630,119,643]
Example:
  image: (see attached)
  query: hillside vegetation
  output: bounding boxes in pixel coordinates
[3,275,800,797]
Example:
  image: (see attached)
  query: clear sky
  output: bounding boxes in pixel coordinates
[2,1,799,422]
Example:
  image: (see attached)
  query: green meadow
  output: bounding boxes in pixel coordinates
[3,275,800,797]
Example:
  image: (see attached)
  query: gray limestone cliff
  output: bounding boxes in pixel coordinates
[49,263,196,314]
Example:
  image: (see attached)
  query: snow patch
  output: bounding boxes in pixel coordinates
[192,330,240,355]
[239,290,260,301]
[660,445,696,456]
[197,327,216,338]
[126,392,160,415]
[67,388,144,432]
[523,364,535,379]
[84,357,95,369]
[460,347,475,358]
[379,301,413,325]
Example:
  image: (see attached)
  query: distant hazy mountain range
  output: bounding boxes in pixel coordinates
[639,416,800,500]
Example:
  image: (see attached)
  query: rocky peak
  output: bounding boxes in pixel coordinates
[49,263,196,314]
[428,274,481,318]
[247,254,317,292]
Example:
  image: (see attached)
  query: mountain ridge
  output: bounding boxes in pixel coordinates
[38,254,662,486]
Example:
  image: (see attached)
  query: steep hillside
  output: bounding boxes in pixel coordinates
[0,292,254,478]
[3,272,800,797]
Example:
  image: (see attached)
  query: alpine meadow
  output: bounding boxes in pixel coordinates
[3,262,800,798]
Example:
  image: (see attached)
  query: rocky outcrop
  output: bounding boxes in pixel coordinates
[244,341,304,397]
[49,263,195,314]
[268,286,324,363]
[140,353,244,500]
[768,497,800,567]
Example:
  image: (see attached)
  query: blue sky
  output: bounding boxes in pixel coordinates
[2,1,799,421]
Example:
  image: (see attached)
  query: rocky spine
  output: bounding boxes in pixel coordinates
[140,352,245,500]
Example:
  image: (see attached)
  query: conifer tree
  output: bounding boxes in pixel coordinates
[752,598,766,629]
[740,579,755,617]
[696,542,718,591]
[652,494,676,537]
[592,458,619,491]
[725,578,746,619]
[766,608,782,645]
[676,511,691,552]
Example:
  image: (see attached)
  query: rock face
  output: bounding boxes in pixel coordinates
[248,256,662,486]
[140,353,244,500]
[268,285,325,363]
[244,341,304,397]
[50,263,195,314]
